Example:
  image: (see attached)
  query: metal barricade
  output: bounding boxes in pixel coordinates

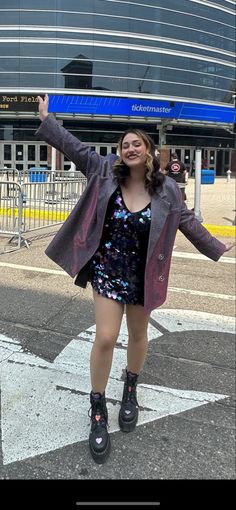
[0,168,19,183]
[0,174,87,252]
[0,167,50,185]
[0,181,28,253]
[0,168,84,184]
[21,176,87,232]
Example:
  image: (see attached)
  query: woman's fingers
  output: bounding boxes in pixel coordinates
[224,241,236,252]
[37,94,49,120]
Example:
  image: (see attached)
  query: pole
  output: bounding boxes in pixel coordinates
[194,148,203,222]
[51,146,56,177]
[226,169,231,182]
[69,162,76,172]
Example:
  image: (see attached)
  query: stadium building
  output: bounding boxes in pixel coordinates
[0,0,235,174]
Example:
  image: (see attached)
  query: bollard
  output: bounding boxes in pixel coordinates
[226,169,231,182]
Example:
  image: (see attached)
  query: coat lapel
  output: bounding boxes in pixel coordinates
[96,175,118,228]
[147,186,171,262]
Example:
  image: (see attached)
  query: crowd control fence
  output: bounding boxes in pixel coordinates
[0,169,87,253]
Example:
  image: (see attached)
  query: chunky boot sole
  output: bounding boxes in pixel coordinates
[89,435,111,464]
[118,411,138,433]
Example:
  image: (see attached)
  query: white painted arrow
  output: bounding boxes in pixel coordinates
[1,310,233,465]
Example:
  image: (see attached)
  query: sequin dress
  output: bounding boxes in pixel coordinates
[90,187,151,305]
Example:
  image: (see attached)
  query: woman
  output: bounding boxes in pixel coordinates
[36,95,234,464]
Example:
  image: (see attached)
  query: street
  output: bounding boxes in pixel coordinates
[0,178,235,507]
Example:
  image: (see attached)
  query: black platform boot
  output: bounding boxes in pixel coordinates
[89,391,111,464]
[119,370,139,432]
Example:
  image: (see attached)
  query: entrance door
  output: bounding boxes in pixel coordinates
[169,147,231,176]
[216,149,231,175]
[0,142,48,171]
[207,149,216,171]
[182,148,195,174]
[171,148,195,174]
[62,144,118,170]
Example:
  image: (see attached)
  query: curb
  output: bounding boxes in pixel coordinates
[1,209,235,237]
[0,207,68,222]
[203,224,236,238]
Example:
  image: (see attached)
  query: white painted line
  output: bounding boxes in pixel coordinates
[151,309,235,334]
[172,251,235,264]
[168,287,235,301]
[0,310,231,465]
[0,250,235,277]
[0,262,64,275]
[0,261,234,301]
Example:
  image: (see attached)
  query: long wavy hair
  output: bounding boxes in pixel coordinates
[112,129,165,195]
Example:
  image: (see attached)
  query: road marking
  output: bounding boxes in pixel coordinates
[1,205,235,235]
[0,250,234,278]
[0,207,68,222]
[172,251,235,264]
[0,261,64,275]
[168,287,235,301]
[203,224,236,238]
[0,309,232,465]
[151,309,235,334]
[0,261,234,301]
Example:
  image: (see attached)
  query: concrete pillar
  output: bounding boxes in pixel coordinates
[159,149,170,171]
[159,126,166,147]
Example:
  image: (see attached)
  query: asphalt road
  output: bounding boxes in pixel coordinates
[0,227,235,507]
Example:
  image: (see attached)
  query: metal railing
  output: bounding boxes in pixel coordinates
[0,181,25,251]
[0,167,84,184]
[0,171,87,253]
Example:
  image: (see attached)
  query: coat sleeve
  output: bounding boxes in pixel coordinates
[35,114,116,178]
[178,199,226,261]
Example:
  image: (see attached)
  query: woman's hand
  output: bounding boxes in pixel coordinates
[224,241,236,252]
[37,93,49,121]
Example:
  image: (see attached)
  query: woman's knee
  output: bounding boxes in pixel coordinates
[128,331,148,344]
[127,320,149,344]
[95,330,118,351]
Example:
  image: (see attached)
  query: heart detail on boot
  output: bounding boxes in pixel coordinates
[96,437,103,444]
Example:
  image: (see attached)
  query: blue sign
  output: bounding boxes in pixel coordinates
[48,95,236,123]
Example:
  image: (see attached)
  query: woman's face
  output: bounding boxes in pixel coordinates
[121,132,148,169]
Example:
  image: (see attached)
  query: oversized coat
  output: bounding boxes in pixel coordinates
[35,114,226,314]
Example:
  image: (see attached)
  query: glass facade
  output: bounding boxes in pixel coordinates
[0,0,235,104]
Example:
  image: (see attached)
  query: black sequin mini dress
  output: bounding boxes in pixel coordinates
[90,187,151,305]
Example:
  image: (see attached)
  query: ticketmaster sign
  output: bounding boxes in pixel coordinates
[49,95,236,123]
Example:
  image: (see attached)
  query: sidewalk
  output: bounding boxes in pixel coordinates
[185,176,236,237]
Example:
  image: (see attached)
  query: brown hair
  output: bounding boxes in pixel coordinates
[113,129,165,195]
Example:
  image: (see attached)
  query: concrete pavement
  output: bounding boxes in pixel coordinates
[185,176,236,237]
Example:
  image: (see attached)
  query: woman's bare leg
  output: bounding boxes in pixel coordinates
[90,290,124,393]
[125,304,150,374]
[118,304,149,432]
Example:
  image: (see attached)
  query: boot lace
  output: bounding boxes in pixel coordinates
[123,380,138,406]
[88,400,108,429]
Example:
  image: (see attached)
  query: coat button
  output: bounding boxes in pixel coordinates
[158,275,165,282]
[158,254,165,260]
